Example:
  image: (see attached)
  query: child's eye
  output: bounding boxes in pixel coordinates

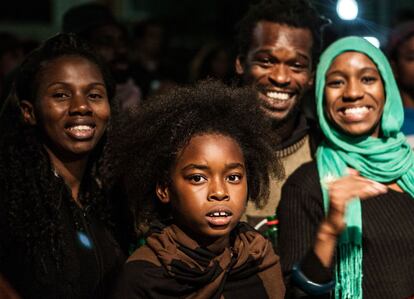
[227,174,242,183]
[187,175,207,184]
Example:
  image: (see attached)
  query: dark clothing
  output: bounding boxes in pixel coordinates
[278,161,414,299]
[244,113,322,233]
[275,113,321,157]
[112,222,285,299]
[0,172,126,299]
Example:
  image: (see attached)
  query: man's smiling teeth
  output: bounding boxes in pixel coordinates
[266,91,291,101]
[343,106,370,115]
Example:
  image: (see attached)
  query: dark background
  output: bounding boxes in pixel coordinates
[1,0,414,84]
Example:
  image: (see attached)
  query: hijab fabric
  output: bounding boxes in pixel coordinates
[315,36,414,298]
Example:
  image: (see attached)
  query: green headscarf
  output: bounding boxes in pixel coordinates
[316,36,414,298]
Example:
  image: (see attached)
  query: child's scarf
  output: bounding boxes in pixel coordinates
[145,222,284,299]
[315,36,414,298]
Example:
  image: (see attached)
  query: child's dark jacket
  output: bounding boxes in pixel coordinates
[112,222,285,299]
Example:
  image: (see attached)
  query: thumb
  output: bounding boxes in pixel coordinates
[346,168,359,176]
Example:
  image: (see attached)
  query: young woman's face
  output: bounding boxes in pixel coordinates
[32,55,110,158]
[158,133,248,242]
[324,51,385,137]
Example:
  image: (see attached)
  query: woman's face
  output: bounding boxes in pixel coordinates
[324,51,385,137]
[26,55,110,159]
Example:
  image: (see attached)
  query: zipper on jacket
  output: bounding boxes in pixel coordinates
[79,208,104,298]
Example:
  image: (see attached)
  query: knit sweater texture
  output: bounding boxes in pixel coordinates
[278,161,414,299]
[242,113,321,230]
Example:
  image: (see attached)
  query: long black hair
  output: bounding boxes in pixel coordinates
[0,33,116,272]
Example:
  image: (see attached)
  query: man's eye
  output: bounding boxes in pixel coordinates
[255,57,272,65]
[291,62,307,70]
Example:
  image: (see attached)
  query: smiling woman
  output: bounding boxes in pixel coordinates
[0,33,128,298]
[278,37,414,299]
[32,55,110,153]
[324,51,385,137]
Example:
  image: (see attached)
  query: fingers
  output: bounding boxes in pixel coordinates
[346,168,359,176]
[358,180,388,199]
[325,172,388,235]
[328,173,387,202]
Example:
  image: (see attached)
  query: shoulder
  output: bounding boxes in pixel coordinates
[123,258,164,281]
[279,161,324,213]
[284,161,320,190]
[127,244,161,266]
[112,246,167,298]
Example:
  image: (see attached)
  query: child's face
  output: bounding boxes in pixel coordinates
[157,133,248,243]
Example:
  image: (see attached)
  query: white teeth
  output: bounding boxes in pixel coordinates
[68,125,93,131]
[266,91,291,101]
[343,106,369,115]
[209,211,229,217]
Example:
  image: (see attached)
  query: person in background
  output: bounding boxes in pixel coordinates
[111,80,285,298]
[278,36,414,298]
[0,33,126,299]
[129,18,176,99]
[234,0,328,232]
[386,20,414,147]
[189,42,234,84]
[0,32,24,102]
[62,3,141,114]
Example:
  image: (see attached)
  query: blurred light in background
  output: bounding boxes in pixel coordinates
[363,36,380,48]
[337,0,359,21]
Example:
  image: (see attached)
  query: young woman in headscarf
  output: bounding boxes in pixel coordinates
[278,36,414,299]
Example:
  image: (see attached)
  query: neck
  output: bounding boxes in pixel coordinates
[176,222,231,254]
[205,235,231,255]
[44,146,88,204]
[400,89,414,108]
[272,112,299,143]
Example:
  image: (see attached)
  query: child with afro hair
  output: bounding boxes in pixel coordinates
[111,80,285,298]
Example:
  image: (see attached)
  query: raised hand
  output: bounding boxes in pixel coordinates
[325,168,388,236]
[314,169,388,267]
